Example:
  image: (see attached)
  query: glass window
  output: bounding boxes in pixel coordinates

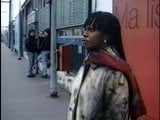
[92,0,113,13]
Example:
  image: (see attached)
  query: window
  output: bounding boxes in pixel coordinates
[92,0,113,13]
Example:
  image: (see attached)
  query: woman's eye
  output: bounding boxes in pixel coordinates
[88,28,94,32]
[86,27,94,32]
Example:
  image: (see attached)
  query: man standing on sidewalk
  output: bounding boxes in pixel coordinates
[25,29,38,77]
[40,28,51,78]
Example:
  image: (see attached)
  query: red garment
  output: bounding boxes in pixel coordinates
[88,51,146,120]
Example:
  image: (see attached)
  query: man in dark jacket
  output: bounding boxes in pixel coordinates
[40,28,51,78]
[25,29,38,77]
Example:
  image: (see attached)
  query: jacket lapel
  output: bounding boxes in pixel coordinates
[68,63,90,120]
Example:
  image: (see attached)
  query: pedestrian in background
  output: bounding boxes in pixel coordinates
[34,31,44,74]
[40,28,51,78]
[36,31,44,53]
[68,12,146,120]
[25,29,38,77]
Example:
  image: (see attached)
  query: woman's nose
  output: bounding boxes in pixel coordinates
[82,30,88,37]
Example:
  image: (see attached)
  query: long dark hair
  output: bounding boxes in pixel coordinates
[84,12,126,60]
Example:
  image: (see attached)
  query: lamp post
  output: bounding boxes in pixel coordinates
[49,0,58,97]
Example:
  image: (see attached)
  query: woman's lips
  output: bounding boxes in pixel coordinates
[82,39,89,43]
[82,38,86,42]
[82,40,90,46]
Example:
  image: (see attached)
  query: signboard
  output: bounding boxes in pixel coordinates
[56,0,88,28]
[113,0,159,119]
[27,10,36,25]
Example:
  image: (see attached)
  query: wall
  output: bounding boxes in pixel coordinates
[113,0,159,119]
[38,5,50,31]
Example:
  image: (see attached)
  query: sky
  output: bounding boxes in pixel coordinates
[1,0,25,29]
[1,1,9,29]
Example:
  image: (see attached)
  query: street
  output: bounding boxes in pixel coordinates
[1,43,70,120]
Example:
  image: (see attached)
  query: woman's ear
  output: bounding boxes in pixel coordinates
[102,34,111,45]
[105,34,111,41]
[102,34,109,41]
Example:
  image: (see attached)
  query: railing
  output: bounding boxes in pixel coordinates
[57,36,83,45]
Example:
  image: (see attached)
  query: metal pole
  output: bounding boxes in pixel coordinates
[50,0,58,97]
[9,0,11,49]
[18,0,22,60]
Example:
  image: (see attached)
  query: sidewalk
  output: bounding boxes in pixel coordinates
[1,42,70,120]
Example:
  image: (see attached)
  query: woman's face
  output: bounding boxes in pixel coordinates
[82,26,106,51]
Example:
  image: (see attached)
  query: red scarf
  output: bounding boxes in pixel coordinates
[88,51,146,120]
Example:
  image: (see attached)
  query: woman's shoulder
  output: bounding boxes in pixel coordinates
[104,67,128,88]
[93,64,127,84]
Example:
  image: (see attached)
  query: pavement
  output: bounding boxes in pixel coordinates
[1,42,70,120]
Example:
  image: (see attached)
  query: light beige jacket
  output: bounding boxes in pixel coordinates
[68,47,130,120]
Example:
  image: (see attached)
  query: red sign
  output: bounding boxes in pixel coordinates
[113,0,159,119]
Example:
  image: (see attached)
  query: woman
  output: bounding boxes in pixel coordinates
[25,29,38,77]
[68,12,146,120]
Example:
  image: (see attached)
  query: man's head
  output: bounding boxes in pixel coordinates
[28,29,35,37]
[38,31,43,37]
[44,28,50,37]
